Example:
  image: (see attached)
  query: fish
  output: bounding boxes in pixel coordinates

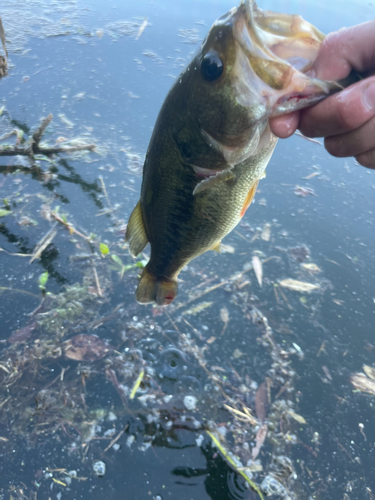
[125,0,351,306]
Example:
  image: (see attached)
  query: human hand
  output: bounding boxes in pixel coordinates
[270,20,375,169]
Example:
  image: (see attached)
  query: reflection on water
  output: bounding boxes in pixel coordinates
[0,0,374,499]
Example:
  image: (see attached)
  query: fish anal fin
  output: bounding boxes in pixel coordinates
[240,181,259,218]
[136,266,178,306]
[210,241,222,253]
[125,201,149,257]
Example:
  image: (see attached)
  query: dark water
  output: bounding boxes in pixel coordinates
[0,0,374,499]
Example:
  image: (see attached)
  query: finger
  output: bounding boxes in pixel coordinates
[269,112,300,138]
[355,149,375,169]
[312,21,375,80]
[299,77,375,138]
[324,115,375,158]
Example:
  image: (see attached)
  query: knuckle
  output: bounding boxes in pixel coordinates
[324,137,343,157]
[355,151,375,169]
[334,101,353,131]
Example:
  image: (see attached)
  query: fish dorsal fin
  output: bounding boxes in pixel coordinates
[210,241,221,253]
[125,200,149,257]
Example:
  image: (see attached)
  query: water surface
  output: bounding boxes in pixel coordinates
[0,1,374,499]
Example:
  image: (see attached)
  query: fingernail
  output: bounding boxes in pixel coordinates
[363,83,375,111]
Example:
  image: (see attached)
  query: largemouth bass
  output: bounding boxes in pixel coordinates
[126,0,346,306]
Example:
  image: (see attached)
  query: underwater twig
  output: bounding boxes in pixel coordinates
[0,114,96,158]
[206,430,265,500]
[223,404,258,425]
[181,317,205,341]
[333,437,356,463]
[295,130,322,145]
[51,212,89,240]
[30,223,58,263]
[103,424,129,453]
[0,247,32,257]
[135,18,148,40]
[0,17,8,59]
[92,267,103,297]
[99,176,113,210]
[0,286,39,298]
[164,309,180,332]
[129,370,144,399]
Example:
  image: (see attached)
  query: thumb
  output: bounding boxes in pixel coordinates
[312,21,375,81]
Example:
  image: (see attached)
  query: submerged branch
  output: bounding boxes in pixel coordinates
[0,114,96,158]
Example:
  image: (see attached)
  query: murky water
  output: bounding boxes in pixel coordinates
[0,1,374,499]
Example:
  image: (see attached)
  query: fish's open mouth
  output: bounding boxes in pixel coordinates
[232,0,342,116]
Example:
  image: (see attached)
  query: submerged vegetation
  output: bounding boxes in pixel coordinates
[1,129,373,499]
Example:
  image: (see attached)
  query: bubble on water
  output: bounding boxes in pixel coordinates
[157,348,187,380]
[93,460,106,477]
[183,395,197,410]
[261,475,287,497]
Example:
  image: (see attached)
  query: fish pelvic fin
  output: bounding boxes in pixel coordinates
[136,266,178,306]
[125,200,149,257]
[240,180,259,217]
[210,241,221,253]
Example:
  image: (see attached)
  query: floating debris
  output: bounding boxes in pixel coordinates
[252,255,263,287]
[129,369,145,399]
[7,322,37,344]
[206,429,265,500]
[178,28,202,44]
[351,372,375,395]
[58,113,74,128]
[220,306,229,335]
[279,279,320,293]
[294,185,317,197]
[301,262,321,273]
[106,18,149,38]
[287,409,307,424]
[0,17,8,60]
[261,222,271,241]
[136,18,148,40]
[30,223,58,263]
[63,334,111,361]
[290,245,310,262]
[363,365,375,380]
[220,243,235,254]
[351,366,375,395]
[182,301,213,316]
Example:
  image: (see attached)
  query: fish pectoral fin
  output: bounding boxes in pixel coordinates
[136,266,178,306]
[125,200,149,257]
[210,241,222,253]
[240,181,259,218]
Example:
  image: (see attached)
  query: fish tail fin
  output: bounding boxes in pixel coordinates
[136,266,178,306]
[125,201,149,257]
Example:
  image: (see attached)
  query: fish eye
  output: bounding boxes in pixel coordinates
[201,51,223,82]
